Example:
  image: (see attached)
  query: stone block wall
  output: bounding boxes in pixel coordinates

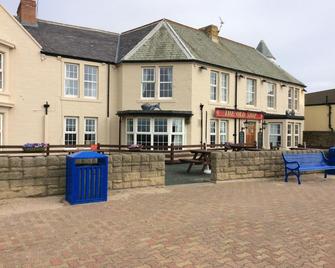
[211,150,324,182]
[108,153,165,189]
[0,153,165,199]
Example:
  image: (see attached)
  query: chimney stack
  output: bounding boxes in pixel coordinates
[199,25,219,43]
[17,0,37,26]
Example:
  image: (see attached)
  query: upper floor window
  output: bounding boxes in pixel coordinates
[210,71,218,101]
[294,88,299,110]
[64,117,78,145]
[159,67,172,98]
[267,83,276,108]
[0,53,3,90]
[84,118,97,145]
[246,79,256,106]
[288,87,293,109]
[142,68,155,98]
[65,63,79,97]
[84,65,98,98]
[221,73,229,103]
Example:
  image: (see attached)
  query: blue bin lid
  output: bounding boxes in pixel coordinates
[67,151,108,159]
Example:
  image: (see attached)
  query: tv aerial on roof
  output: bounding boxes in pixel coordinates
[218,17,224,32]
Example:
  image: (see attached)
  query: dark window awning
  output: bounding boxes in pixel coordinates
[117,110,193,118]
[264,113,304,120]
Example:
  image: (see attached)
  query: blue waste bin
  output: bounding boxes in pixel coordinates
[66,151,108,205]
[326,147,335,176]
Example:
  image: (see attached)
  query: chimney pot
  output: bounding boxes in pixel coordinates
[199,25,219,43]
[17,0,37,26]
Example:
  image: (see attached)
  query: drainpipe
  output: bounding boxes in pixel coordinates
[327,96,333,132]
[200,104,204,144]
[234,72,238,143]
[107,64,110,118]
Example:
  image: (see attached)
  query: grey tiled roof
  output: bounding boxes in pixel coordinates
[22,18,304,86]
[305,89,335,105]
[24,20,119,62]
[256,40,276,60]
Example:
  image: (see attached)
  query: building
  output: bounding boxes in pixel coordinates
[305,89,335,147]
[0,0,305,149]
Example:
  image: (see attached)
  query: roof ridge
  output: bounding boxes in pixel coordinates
[121,19,163,35]
[37,19,119,36]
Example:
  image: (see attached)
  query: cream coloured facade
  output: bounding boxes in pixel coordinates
[0,1,305,149]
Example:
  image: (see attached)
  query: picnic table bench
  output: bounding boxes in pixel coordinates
[282,152,335,184]
[180,149,211,173]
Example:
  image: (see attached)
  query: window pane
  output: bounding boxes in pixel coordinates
[221,73,228,102]
[247,79,256,105]
[210,72,217,101]
[269,124,281,147]
[65,64,79,96]
[210,120,216,145]
[172,135,183,146]
[127,134,134,145]
[220,120,227,143]
[294,89,299,110]
[172,119,183,133]
[159,67,172,98]
[137,118,150,132]
[127,119,133,132]
[267,83,276,108]
[142,68,155,98]
[154,119,167,132]
[137,134,151,147]
[153,134,169,149]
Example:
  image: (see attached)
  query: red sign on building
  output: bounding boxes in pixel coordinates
[214,108,264,120]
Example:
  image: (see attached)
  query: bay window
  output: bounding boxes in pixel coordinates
[267,83,276,108]
[84,118,97,145]
[221,73,229,103]
[159,67,172,98]
[65,63,79,97]
[210,120,216,145]
[64,117,78,145]
[0,53,3,90]
[247,79,256,106]
[126,118,185,147]
[210,71,218,101]
[142,68,155,98]
[84,65,98,98]
[269,123,281,147]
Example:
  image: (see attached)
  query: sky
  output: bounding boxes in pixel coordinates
[2,0,335,92]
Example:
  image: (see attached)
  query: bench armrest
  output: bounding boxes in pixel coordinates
[322,152,329,162]
[283,160,300,169]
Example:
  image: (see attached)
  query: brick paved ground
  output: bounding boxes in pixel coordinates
[1,175,335,267]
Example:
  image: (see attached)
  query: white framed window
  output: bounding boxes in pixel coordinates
[84,118,97,145]
[219,120,228,144]
[269,123,281,147]
[172,119,183,146]
[288,87,293,110]
[126,118,134,145]
[126,118,185,147]
[0,53,4,90]
[64,117,78,145]
[210,120,216,145]
[65,63,79,97]
[294,123,300,146]
[154,118,168,149]
[294,88,299,111]
[220,73,229,103]
[0,114,3,145]
[246,78,256,106]
[159,67,172,98]
[287,123,293,147]
[267,83,276,108]
[142,68,155,98]
[210,71,218,101]
[84,65,98,98]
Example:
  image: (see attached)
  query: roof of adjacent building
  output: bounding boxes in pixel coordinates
[22,18,305,86]
[305,89,335,106]
[256,40,276,60]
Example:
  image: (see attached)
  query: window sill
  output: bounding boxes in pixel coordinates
[61,97,102,103]
[137,99,176,103]
[0,91,10,97]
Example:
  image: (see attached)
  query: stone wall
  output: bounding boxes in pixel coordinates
[0,153,165,199]
[211,150,324,182]
[304,131,335,148]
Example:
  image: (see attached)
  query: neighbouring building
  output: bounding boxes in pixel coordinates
[0,0,305,149]
[305,89,335,147]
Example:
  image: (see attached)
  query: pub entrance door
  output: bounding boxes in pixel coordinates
[246,122,256,145]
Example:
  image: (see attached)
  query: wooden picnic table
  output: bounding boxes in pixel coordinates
[180,149,211,173]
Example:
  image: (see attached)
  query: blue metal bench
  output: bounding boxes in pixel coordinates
[282,152,335,184]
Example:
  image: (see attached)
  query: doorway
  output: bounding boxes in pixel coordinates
[246,122,256,145]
